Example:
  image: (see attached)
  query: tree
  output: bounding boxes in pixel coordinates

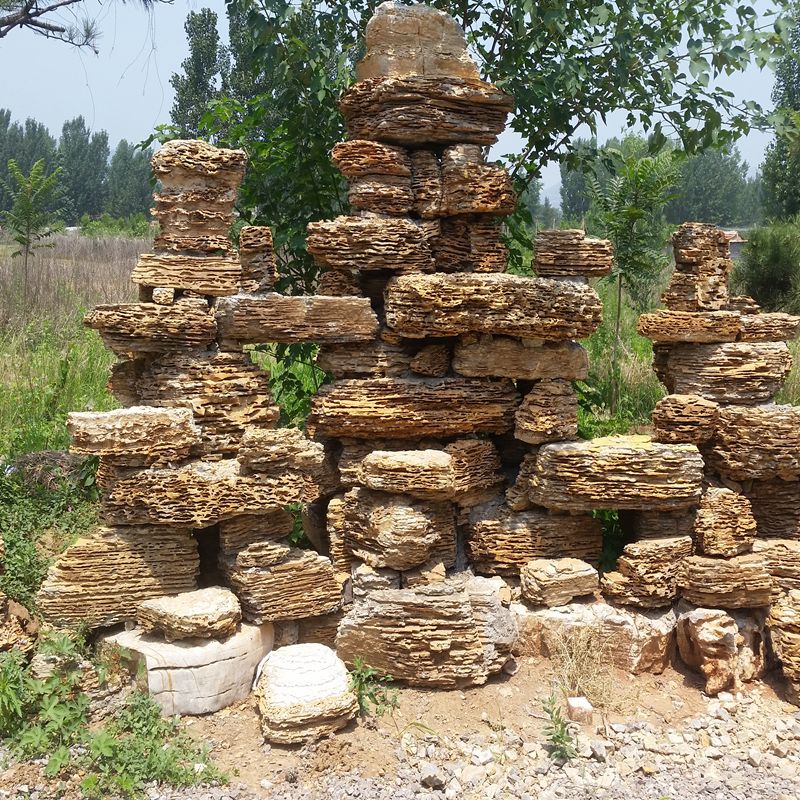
[559,138,596,223]
[0,111,57,211]
[1,159,63,302]
[170,9,230,138]
[58,116,109,223]
[105,140,152,218]
[666,147,749,226]
[590,151,679,413]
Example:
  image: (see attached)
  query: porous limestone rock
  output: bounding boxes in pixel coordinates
[505,451,538,512]
[226,540,342,623]
[520,559,598,607]
[514,379,577,445]
[67,406,200,466]
[137,587,241,642]
[466,502,602,575]
[738,312,800,342]
[384,273,602,340]
[104,623,272,716]
[438,144,516,216]
[746,478,800,539]
[0,592,38,655]
[651,394,719,445]
[327,495,356,576]
[297,612,344,649]
[254,643,358,744]
[727,295,761,314]
[704,404,800,481]
[239,225,276,292]
[533,229,613,278]
[342,487,455,571]
[307,377,520,439]
[409,343,450,376]
[316,340,414,378]
[332,138,412,178]
[84,299,216,355]
[676,604,766,695]
[663,342,792,404]
[530,435,704,512]
[624,509,696,540]
[768,590,800,703]
[37,526,199,628]
[637,310,740,343]
[316,269,362,296]
[218,510,294,557]
[511,601,677,675]
[215,293,379,348]
[453,335,589,381]
[237,426,332,479]
[752,539,800,597]
[431,216,508,272]
[693,487,757,557]
[679,554,773,608]
[131,253,242,296]
[153,188,237,238]
[352,562,402,600]
[151,139,247,190]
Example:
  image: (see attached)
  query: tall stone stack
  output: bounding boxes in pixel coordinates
[638,221,800,696]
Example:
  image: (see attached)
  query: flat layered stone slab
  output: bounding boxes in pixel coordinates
[752,539,800,598]
[514,379,577,445]
[431,216,508,272]
[237,427,331,477]
[739,312,800,342]
[138,587,241,642]
[533,229,613,278]
[218,511,294,557]
[637,309,740,343]
[679,554,773,608]
[694,488,756,558]
[84,299,216,355]
[437,144,516,217]
[131,253,242,296]
[384,273,602,340]
[151,139,247,191]
[307,377,520,439]
[215,294,379,348]
[316,340,413,378]
[768,590,800,703]
[530,435,704,512]
[153,188,237,238]
[746,479,800,538]
[520,558,599,607]
[704,404,800,480]
[652,394,719,445]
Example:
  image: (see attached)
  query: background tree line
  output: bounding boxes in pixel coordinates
[0,110,153,224]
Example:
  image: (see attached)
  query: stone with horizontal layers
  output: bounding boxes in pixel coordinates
[466,502,602,575]
[137,587,241,642]
[746,479,800,539]
[409,343,450,376]
[651,394,719,445]
[37,526,199,628]
[514,379,577,445]
[752,539,800,598]
[679,554,773,608]
[384,273,602,340]
[530,435,704,512]
[316,340,414,378]
[738,312,800,342]
[430,216,508,272]
[533,229,613,278]
[624,509,696,540]
[152,188,237,238]
[131,253,242,297]
[637,309,740,343]
[151,139,247,190]
[694,487,756,557]
[67,406,200,466]
[307,377,520,439]
[437,144,516,216]
[520,558,598,607]
[218,511,294,557]
[332,138,412,178]
[505,450,538,512]
[239,225,276,292]
[768,590,800,703]
[237,427,332,478]
[326,495,356,576]
[84,299,216,355]
[254,643,358,744]
[215,293,379,348]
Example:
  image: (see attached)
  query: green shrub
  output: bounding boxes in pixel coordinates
[348,656,398,717]
[542,694,576,760]
[79,213,153,239]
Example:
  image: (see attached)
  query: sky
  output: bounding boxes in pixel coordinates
[0,0,779,205]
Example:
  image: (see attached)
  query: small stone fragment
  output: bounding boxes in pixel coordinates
[137,587,241,642]
[520,558,598,607]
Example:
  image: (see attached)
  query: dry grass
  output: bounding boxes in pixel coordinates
[546,625,614,709]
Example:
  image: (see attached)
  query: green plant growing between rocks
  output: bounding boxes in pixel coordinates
[349,656,399,718]
[542,694,577,761]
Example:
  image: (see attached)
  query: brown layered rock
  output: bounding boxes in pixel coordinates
[601,537,693,608]
[84,299,216,355]
[342,487,455,571]
[316,340,413,378]
[679,554,773,608]
[664,342,792,403]
[239,225,276,293]
[137,587,241,642]
[531,435,704,512]
[218,511,294,557]
[326,495,356,575]
[431,216,508,272]
[316,269,362,296]
[384,273,602,340]
[335,580,516,687]
[728,295,761,313]
[151,139,247,190]
[307,377,519,439]
[37,526,199,628]
[215,294,379,348]
[409,343,450,376]
[705,405,800,480]
[625,509,696,540]
[67,406,200,466]
[747,479,800,539]
[306,216,434,273]
[227,540,341,623]
[752,539,800,597]
[694,487,756,557]
[514,379,577,444]
[439,144,516,216]
[131,253,242,297]
[768,590,800,701]
[520,559,598,607]
[505,450,538,512]
[453,335,588,381]
[466,502,602,575]
[152,189,237,238]
[0,592,38,655]
[237,427,333,485]
[739,312,800,342]
[652,394,719,445]
[637,310,740,343]
[533,229,613,278]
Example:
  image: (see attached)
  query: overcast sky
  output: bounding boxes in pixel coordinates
[0,0,778,202]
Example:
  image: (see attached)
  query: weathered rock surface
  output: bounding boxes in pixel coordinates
[438,144,516,216]
[227,540,342,623]
[514,379,577,444]
[215,293,379,348]
[151,139,247,190]
[533,229,613,278]
[704,404,800,480]
[679,554,773,608]
[239,225,276,292]
[409,342,450,376]
[651,394,719,445]
[505,450,538,512]
[752,539,800,597]
[520,559,598,607]
[739,312,800,342]
[511,601,677,674]
[676,604,767,695]
[37,526,199,628]
[152,188,236,238]
[137,587,241,642]
[663,342,792,403]
[431,216,508,272]
[352,562,402,600]
[453,335,589,380]
[326,495,356,576]
[466,502,602,575]
[218,510,294,556]
[254,643,358,744]
[637,309,740,343]
[131,253,242,296]
[103,623,272,716]
[67,406,200,466]
[693,487,756,557]
[316,340,413,378]
[384,273,602,340]
[531,435,704,512]
[237,427,333,482]
[768,590,800,702]
[336,580,516,687]
[0,591,38,655]
[307,377,520,439]
[84,299,216,355]
[625,509,696,540]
